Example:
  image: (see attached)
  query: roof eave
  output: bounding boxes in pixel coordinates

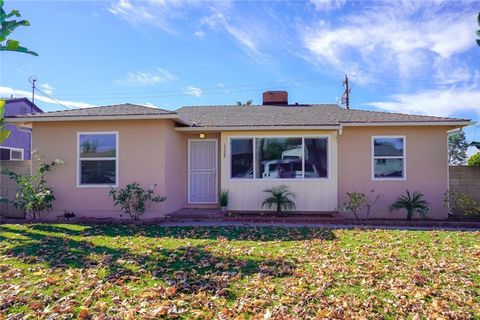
[340,121,473,127]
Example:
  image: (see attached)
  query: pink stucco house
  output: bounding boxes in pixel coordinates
[6,91,471,220]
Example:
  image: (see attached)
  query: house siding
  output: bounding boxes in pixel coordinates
[337,126,449,219]
[32,120,176,219]
[220,130,338,212]
[1,99,41,160]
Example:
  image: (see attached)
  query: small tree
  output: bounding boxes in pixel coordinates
[109,182,166,220]
[1,159,63,219]
[467,153,480,166]
[448,129,468,165]
[342,190,383,220]
[390,190,429,221]
[0,0,38,56]
[444,191,480,218]
[261,185,296,214]
[236,100,253,106]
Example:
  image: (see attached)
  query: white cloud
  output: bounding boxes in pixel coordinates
[108,0,197,33]
[40,83,54,95]
[144,102,159,108]
[194,30,205,39]
[183,85,202,97]
[301,2,476,80]
[310,0,346,11]
[0,86,96,109]
[115,68,177,86]
[201,12,262,57]
[368,86,480,117]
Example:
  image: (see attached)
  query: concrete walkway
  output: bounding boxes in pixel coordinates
[158,220,480,231]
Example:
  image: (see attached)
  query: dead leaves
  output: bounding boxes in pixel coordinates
[0,225,479,319]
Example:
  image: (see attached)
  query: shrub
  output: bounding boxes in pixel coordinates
[444,191,480,217]
[390,190,429,221]
[342,190,383,220]
[262,185,296,214]
[219,189,229,207]
[467,153,480,166]
[109,183,166,220]
[1,159,63,219]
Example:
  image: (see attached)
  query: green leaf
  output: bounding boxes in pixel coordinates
[5,39,18,50]
[0,100,5,118]
[0,129,11,143]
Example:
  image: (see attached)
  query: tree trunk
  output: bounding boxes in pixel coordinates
[407,211,413,221]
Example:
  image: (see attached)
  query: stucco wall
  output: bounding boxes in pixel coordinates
[220,130,338,212]
[32,120,183,220]
[338,126,450,219]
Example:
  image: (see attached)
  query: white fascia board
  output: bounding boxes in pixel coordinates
[175,125,341,132]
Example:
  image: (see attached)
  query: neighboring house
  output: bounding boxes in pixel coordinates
[1,98,42,160]
[6,91,471,220]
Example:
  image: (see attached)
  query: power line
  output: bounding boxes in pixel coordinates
[35,86,74,110]
[52,75,341,98]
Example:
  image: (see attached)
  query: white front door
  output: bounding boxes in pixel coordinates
[188,139,217,204]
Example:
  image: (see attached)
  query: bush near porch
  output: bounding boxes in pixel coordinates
[0,225,479,318]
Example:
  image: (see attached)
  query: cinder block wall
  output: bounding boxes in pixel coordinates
[0,160,31,219]
[449,166,480,199]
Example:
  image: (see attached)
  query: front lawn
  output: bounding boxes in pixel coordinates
[0,224,479,319]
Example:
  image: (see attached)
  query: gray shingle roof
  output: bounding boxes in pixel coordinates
[7,103,176,118]
[176,104,468,127]
[7,102,469,127]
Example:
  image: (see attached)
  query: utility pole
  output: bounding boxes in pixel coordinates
[29,76,37,104]
[343,74,350,110]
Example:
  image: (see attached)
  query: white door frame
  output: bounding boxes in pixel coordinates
[188,139,218,204]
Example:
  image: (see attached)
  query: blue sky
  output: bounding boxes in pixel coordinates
[1,0,479,151]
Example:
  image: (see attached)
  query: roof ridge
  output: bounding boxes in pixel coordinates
[177,104,340,109]
[38,103,175,115]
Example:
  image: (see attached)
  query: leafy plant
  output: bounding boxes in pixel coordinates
[467,152,480,166]
[390,190,429,221]
[63,210,76,219]
[477,12,480,47]
[1,159,63,219]
[0,0,38,56]
[444,191,480,217]
[448,129,468,165]
[0,99,10,143]
[218,189,229,207]
[109,183,166,220]
[342,190,383,220]
[261,185,296,214]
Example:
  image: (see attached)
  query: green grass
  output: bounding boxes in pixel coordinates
[0,224,479,319]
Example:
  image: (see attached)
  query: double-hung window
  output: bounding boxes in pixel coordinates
[230,136,328,179]
[372,136,405,180]
[78,132,118,187]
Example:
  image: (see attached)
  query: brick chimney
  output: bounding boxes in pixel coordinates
[262,91,288,105]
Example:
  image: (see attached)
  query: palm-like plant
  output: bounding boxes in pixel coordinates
[390,190,429,221]
[262,185,296,214]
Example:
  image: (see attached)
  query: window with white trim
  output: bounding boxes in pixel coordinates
[78,132,117,186]
[230,137,328,179]
[372,136,405,179]
[0,147,24,161]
